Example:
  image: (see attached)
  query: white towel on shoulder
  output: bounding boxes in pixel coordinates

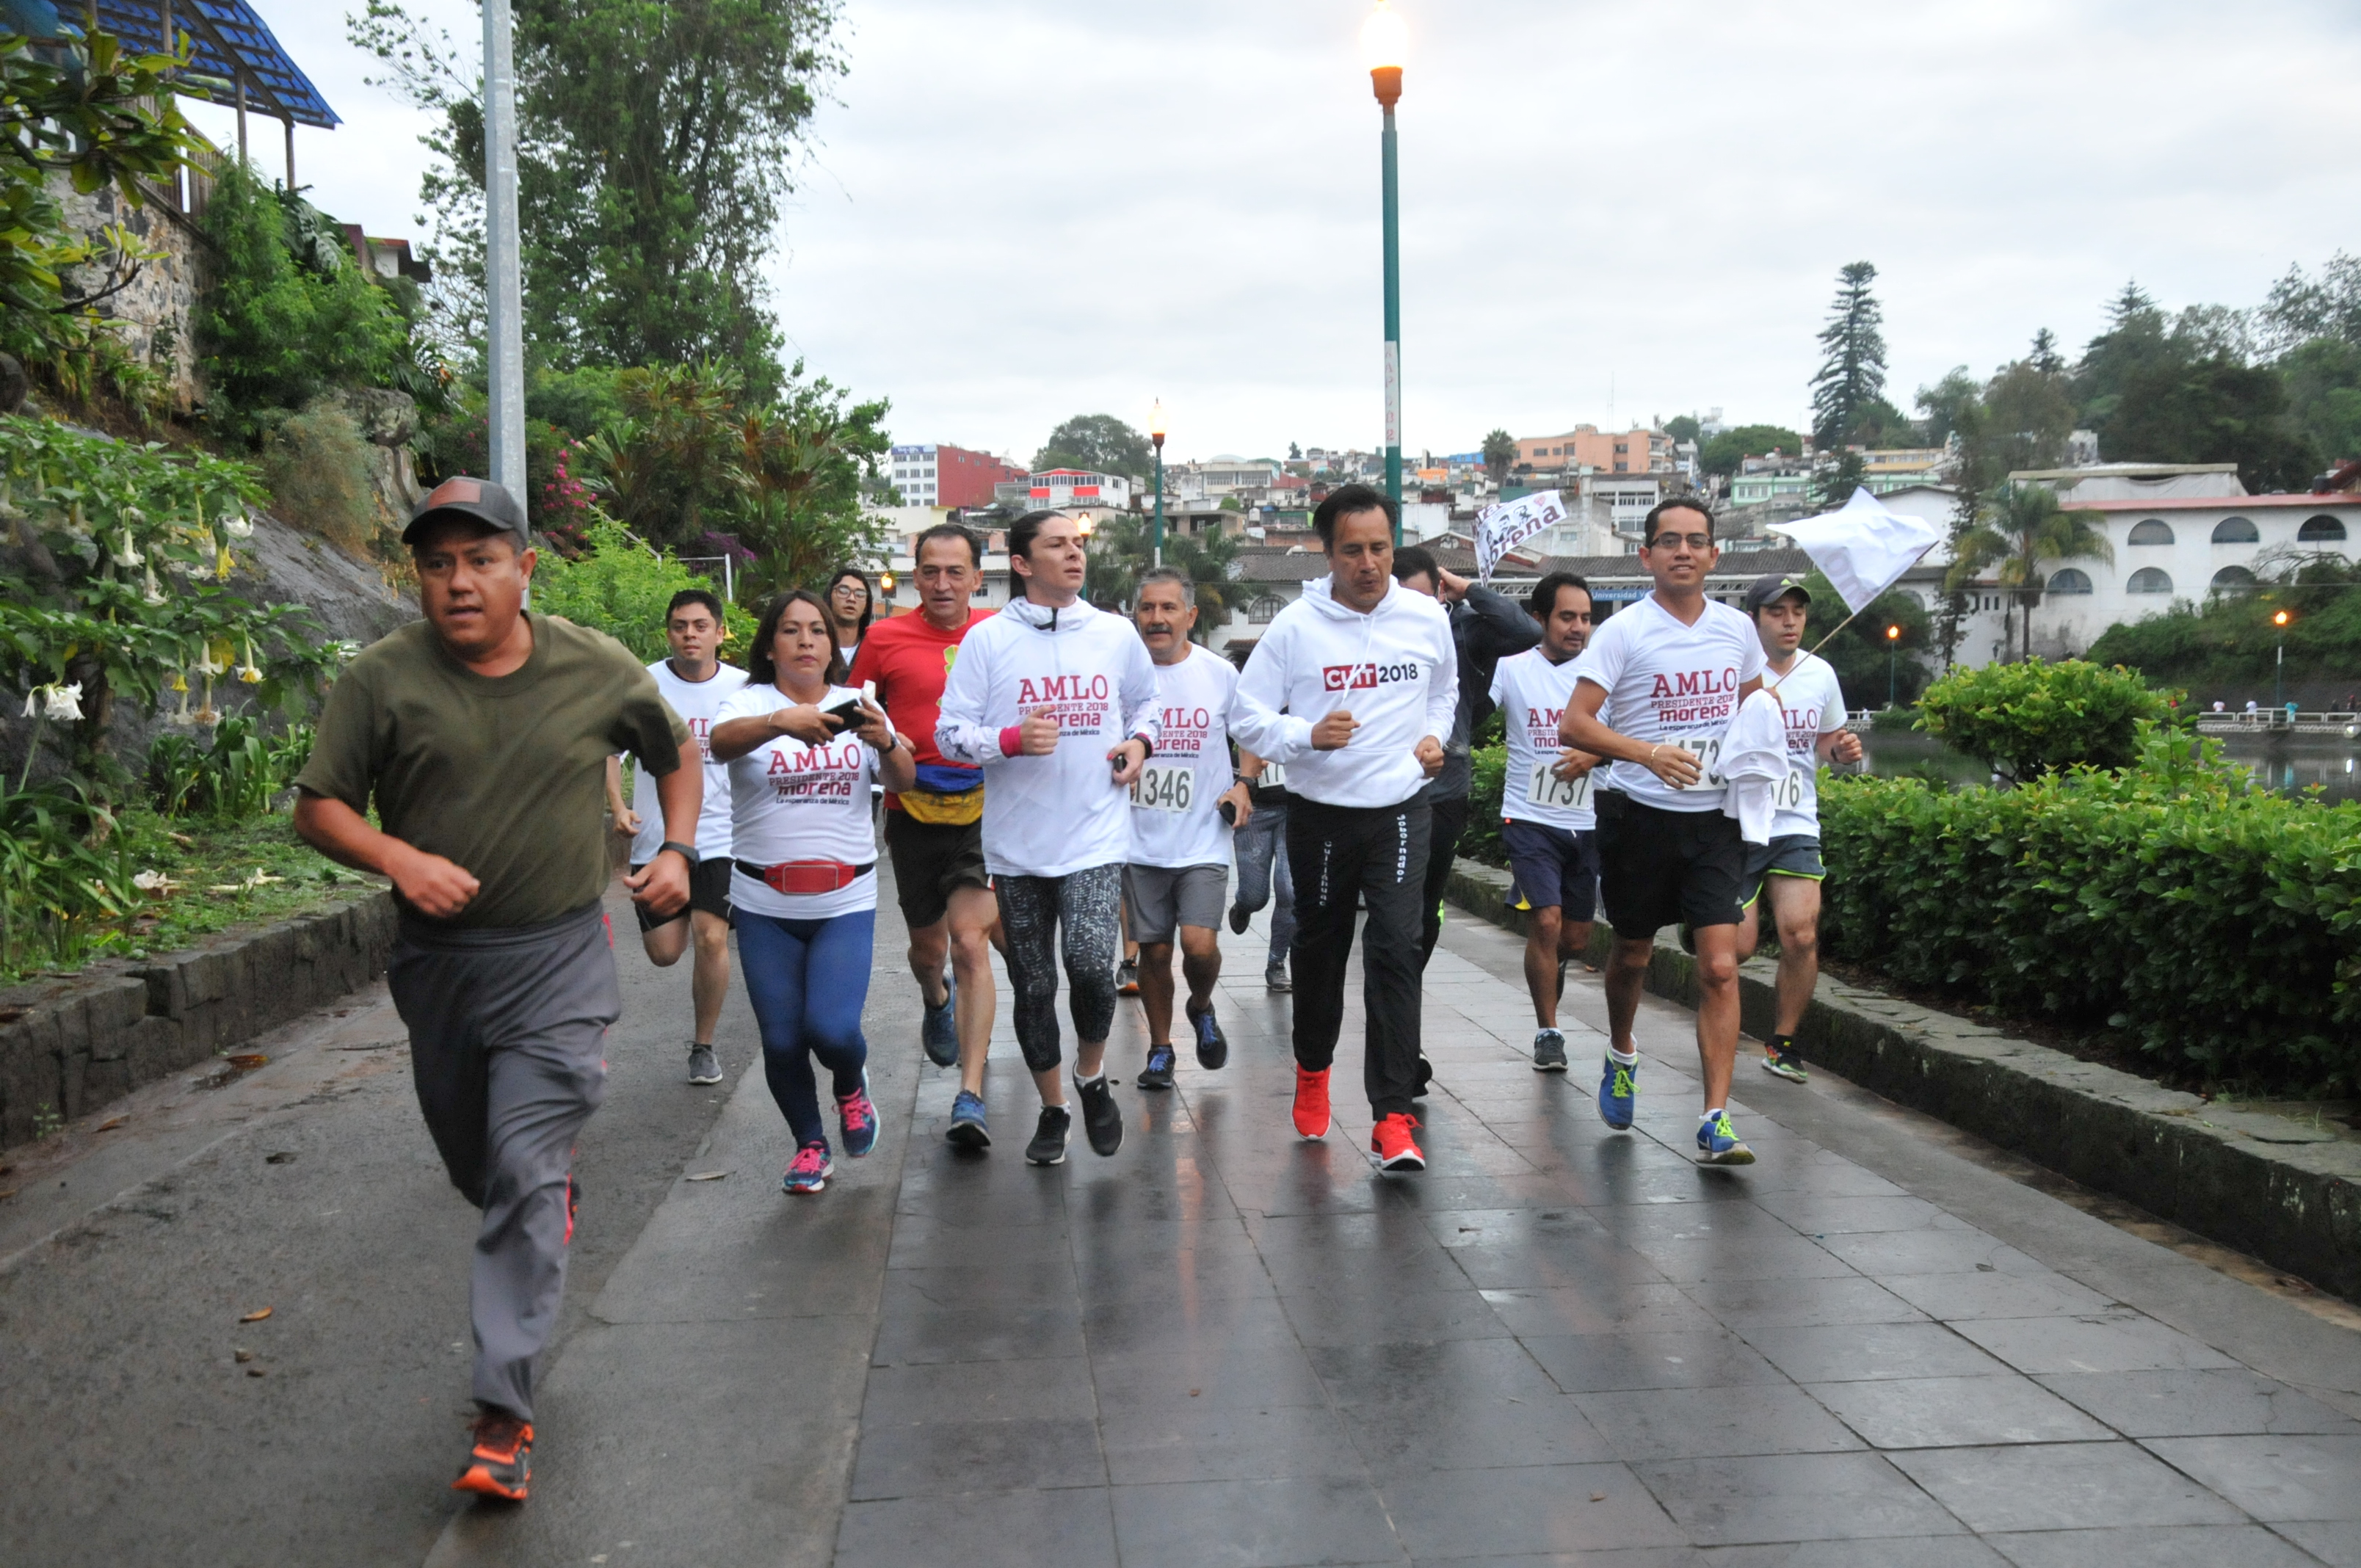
[1719,688,1790,847]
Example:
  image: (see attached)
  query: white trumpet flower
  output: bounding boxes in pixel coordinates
[26,682,82,722]
[237,635,264,685]
[111,529,142,567]
[221,506,253,541]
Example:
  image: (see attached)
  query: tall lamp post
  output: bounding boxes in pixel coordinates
[2274,608,2291,711]
[1150,399,1167,570]
[1885,623,1901,708]
[1363,1,1407,542]
[482,0,526,507]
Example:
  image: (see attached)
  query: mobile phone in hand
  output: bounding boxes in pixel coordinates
[819,691,863,733]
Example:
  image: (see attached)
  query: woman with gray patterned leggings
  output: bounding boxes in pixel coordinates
[995,863,1123,1097]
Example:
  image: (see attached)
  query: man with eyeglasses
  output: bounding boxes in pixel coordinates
[1559,498,1765,1166]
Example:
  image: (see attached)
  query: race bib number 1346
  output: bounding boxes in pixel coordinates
[1130,763,1194,813]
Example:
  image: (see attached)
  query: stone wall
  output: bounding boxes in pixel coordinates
[54,176,202,411]
[0,893,399,1149]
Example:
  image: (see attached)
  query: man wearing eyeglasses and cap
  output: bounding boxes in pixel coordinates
[1732,571,1862,1084]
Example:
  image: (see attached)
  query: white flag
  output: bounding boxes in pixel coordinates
[1765,485,1941,614]
[1475,490,1569,582]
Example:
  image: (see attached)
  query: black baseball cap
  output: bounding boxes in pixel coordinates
[1742,572,1811,615]
[402,476,529,549]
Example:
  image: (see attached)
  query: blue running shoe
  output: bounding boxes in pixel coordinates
[782,1141,833,1194]
[1597,1053,1638,1130]
[946,1089,990,1149]
[1137,1044,1177,1089]
[1696,1110,1755,1166]
[1189,1003,1227,1070]
[921,974,958,1067]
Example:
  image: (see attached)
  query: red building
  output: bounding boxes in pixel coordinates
[890,443,1025,509]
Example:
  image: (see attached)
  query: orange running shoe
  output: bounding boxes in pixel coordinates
[1291,1064,1332,1139]
[451,1409,533,1501]
[1371,1112,1426,1172]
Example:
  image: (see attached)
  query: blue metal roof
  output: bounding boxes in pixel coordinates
[90,1,341,129]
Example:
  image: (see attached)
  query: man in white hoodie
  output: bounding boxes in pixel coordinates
[1559,498,1765,1166]
[1233,484,1457,1172]
[937,512,1161,1167]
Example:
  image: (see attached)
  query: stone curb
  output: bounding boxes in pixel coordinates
[0,893,399,1150]
[1446,857,2361,1302]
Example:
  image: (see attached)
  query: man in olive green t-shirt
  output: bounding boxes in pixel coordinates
[294,476,697,1504]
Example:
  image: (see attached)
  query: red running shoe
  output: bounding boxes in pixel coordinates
[1291,1064,1332,1140]
[451,1409,533,1500]
[1371,1112,1425,1172]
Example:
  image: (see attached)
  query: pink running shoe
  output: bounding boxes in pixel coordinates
[838,1070,879,1158]
[782,1142,833,1194]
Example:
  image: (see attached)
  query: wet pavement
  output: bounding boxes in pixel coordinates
[9,869,2361,1565]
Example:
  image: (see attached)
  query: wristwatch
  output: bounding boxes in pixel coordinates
[659,840,700,867]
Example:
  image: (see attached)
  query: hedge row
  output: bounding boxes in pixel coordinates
[1818,737,2361,1090]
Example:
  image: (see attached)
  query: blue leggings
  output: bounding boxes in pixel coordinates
[735,907,874,1150]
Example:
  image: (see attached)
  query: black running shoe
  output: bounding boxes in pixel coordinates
[1265,962,1291,993]
[1532,1028,1568,1072]
[1228,903,1250,936]
[1137,1045,1176,1089]
[1189,1003,1228,1070]
[1412,1053,1434,1097]
[1025,1104,1071,1166]
[1077,1076,1123,1157]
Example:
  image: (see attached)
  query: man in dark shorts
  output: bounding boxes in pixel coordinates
[848,523,1004,1144]
[1560,498,1766,1166]
[294,477,696,1502]
[603,589,747,1084]
[1486,572,1600,1072]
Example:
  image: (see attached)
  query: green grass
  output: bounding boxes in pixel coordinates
[0,810,378,987]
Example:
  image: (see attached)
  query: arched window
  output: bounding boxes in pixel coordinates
[2046,568,2094,595]
[2211,565,2258,593]
[2127,519,2175,545]
[2211,516,2260,543]
[1247,595,1285,625]
[2299,514,2349,542]
[2126,567,2174,595]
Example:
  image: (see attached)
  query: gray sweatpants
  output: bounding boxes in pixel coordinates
[388,902,619,1421]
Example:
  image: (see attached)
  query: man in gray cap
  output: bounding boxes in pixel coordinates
[1731,571,1862,1084]
[293,476,697,1503]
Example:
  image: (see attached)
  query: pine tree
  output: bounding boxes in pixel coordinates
[1810,261,1887,449]
[2029,328,2065,377]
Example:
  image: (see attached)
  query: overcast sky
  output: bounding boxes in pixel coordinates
[223,0,2361,466]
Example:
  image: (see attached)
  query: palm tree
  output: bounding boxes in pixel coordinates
[1944,482,2111,662]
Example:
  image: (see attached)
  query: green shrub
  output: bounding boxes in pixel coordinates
[1868,706,1918,732]
[195,161,415,445]
[1915,658,2172,781]
[145,717,313,821]
[529,517,755,662]
[1462,745,1506,867]
[262,399,389,560]
[1820,726,2361,1091]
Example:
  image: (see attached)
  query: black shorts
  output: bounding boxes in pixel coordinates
[630,856,733,932]
[1593,791,1746,939]
[882,810,991,929]
[1502,819,1599,921]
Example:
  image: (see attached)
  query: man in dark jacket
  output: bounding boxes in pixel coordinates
[1393,545,1542,968]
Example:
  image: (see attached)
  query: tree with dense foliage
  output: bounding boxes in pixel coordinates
[1912,658,2172,781]
[1481,427,1516,484]
[194,163,420,446]
[1697,424,1803,477]
[1032,413,1152,479]
[1814,448,1867,510]
[1810,261,1887,449]
[2104,355,2317,493]
[2089,551,2361,699]
[351,0,844,393]
[1663,415,1699,444]
[1944,482,2111,664]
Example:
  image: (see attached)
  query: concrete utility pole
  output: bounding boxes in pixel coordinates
[482,0,527,507]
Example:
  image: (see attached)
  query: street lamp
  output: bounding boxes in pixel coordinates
[1885,623,1901,709]
[1362,0,1407,542]
[1150,399,1167,570]
[2274,608,2291,711]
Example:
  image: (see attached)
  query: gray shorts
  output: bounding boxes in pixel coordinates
[1123,863,1228,945]
[1741,834,1826,910]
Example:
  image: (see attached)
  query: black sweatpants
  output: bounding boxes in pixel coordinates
[1285,796,1430,1119]
[1418,792,1470,968]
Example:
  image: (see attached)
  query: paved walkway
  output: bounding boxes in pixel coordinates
[416,872,2361,1568]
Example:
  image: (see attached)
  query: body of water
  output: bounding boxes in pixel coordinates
[1857,729,2361,805]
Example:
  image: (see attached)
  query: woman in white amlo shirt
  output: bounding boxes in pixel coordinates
[711,589,917,1194]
